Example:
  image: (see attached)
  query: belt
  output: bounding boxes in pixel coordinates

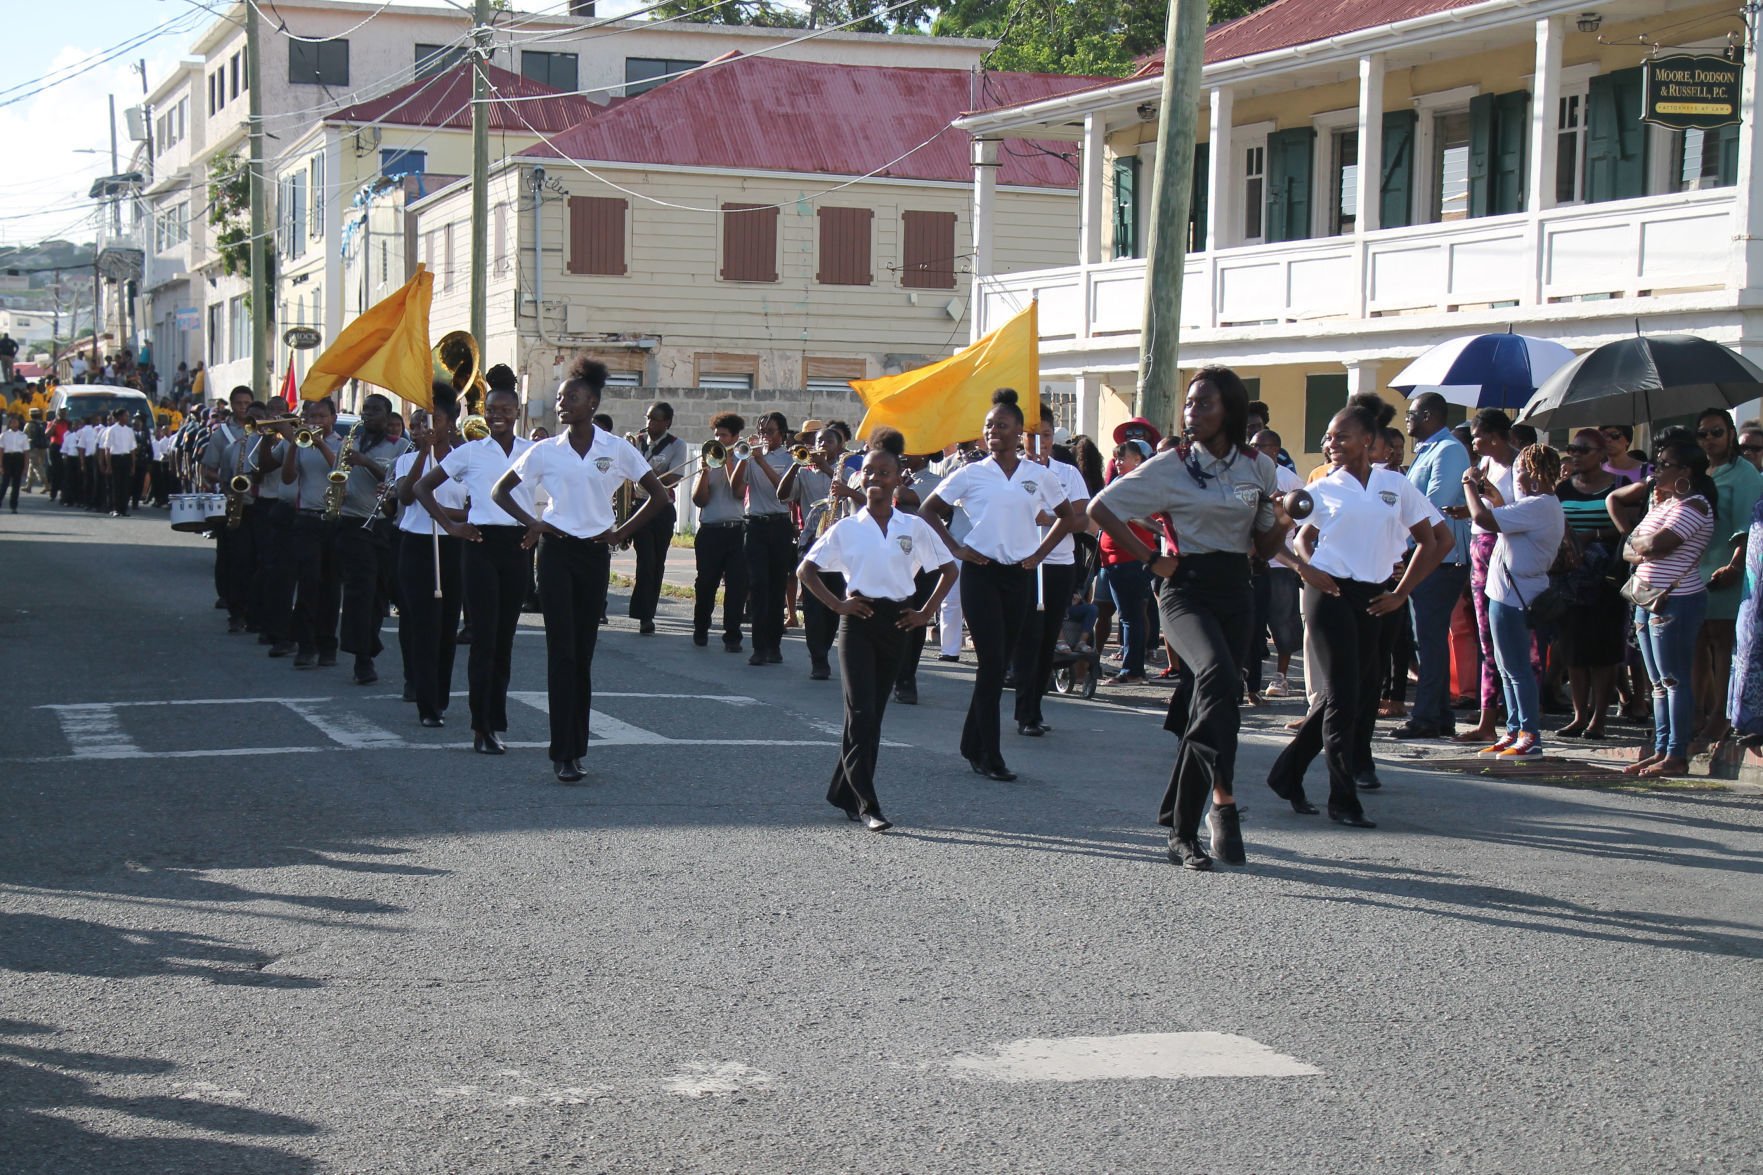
[700,520,744,529]
[746,513,791,523]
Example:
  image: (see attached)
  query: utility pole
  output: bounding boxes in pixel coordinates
[1135,0,1208,432]
[246,0,271,396]
[469,0,491,348]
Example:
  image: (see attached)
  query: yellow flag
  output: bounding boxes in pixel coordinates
[301,264,435,410]
[855,302,1039,452]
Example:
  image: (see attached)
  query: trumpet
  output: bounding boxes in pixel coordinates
[701,439,727,468]
[294,428,319,448]
[790,444,813,464]
[731,440,753,462]
[245,415,301,435]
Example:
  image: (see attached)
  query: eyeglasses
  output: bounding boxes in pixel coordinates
[1656,460,1686,471]
[1123,426,1148,437]
[1744,444,1763,454]
[1565,444,1596,454]
[1697,428,1728,439]
[1600,430,1625,440]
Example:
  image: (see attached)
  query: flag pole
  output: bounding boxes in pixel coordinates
[431,429,443,599]
[1033,428,1045,612]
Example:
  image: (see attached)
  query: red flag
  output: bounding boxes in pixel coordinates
[280,362,298,410]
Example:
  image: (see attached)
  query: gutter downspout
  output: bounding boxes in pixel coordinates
[530,166,563,349]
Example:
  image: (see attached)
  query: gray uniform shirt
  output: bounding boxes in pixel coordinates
[1090,445,1278,556]
[636,434,690,503]
[339,433,412,520]
[245,435,283,501]
[284,430,343,511]
[788,465,835,549]
[201,422,247,481]
[698,466,744,525]
[743,450,793,517]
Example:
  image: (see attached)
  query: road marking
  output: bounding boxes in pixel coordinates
[279,699,406,749]
[663,1062,775,1098]
[35,691,764,710]
[49,705,142,758]
[945,1032,1321,1083]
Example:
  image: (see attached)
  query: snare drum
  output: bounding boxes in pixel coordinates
[169,493,207,532]
[203,492,228,524]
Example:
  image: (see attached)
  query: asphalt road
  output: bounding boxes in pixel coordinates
[4,492,1762,1174]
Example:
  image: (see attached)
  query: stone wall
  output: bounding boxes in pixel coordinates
[542,386,870,441]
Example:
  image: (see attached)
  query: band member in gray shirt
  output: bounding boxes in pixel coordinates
[334,393,412,685]
[279,397,345,669]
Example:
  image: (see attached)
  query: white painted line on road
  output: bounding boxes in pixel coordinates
[37,691,763,709]
[663,1062,775,1098]
[50,705,142,758]
[945,1032,1321,1083]
[279,699,407,749]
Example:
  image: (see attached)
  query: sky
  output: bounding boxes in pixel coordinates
[0,0,652,250]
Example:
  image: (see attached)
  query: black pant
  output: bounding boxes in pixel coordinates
[744,514,796,655]
[47,448,62,501]
[1378,586,1412,702]
[1012,561,1078,727]
[464,526,530,733]
[693,522,747,643]
[1267,578,1383,818]
[217,506,254,620]
[537,534,609,763]
[802,563,845,668]
[0,452,21,509]
[1154,553,1254,839]
[627,504,675,622]
[86,459,104,511]
[258,502,296,645]
[396,529,462,721]
[828,598,909,819]
[291,513,341,654]
[109,456,134,514]
[959,560,1033,770]
[895,569,942,692]
[338,520,394,661]
[150,461,171,506]
[130,452,148,506]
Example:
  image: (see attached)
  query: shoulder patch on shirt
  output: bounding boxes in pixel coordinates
[1379,490,1398,506]
[594,455,613,473]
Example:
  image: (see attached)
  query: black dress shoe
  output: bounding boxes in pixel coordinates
[693,632,709,647]
[748,651,767,666]
[353,659,378,685]
[639,620,656,635]
[317,651,338,668]
[1389,721,1441,740]
[293,650,317,669]
[893,685,918,705]
[1207,803,1247,865]
[1016,721,1046,737]
[473,731,507,755]
[1169,837,1214,871]
[1328,808,1377,828]
[863,813,893,832]
[765,649,783,664]
[419,714,444,728]
[268,641,296,658]
[1289,798,1320,815]
[1355,770,1383,791]
[967,759,1017,782]
[937,653,960,663]
[554,760,585,783]
[724,640,743,653]
[810,661,831,681]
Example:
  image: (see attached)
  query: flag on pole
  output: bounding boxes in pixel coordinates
[854,302,1038,452]
[300,264,435,410]
[279,361,298,410]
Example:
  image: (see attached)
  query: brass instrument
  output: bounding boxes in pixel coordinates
[364,475,399,528]
[224,427,251,530]
[731,440,752,462]
[245,415,301,435]
[701,439,727,468]
[323,423,360,521]
[294,428,318,448]
[790,444,813,464]
[459,414,491,441]
[432,330,488,415]
[612,431,642,546]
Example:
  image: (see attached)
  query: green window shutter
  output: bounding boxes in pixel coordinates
[1492,89,1530,215]
[1716,123,1741,187]
[1113,156,1139,259]
[1303,373,1348,457]
[1190,142,1210,252]
[1467,92,1495,218]
[1586,68,1648,203]
[1380,109,1418,229]
[1266,127,1315,243]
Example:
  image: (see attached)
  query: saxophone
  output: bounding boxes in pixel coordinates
[224,428,251,530]
[323,424,360,522]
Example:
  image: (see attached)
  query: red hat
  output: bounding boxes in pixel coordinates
[1112,417,1162,447]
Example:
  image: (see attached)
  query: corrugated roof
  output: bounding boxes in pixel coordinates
[1135,0,1487,71]
[329,61,598,133]
[519,54,1107,188]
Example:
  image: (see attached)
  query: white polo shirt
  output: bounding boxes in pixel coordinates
[1042,458,1090,567]
[439,434,535,526]
[1470,455,1515,537]
[104,424,137,455]
[1305,465,1442,584]
[393,450,468,534]
[60,428,79,456]
[509,427,649,539]
[806,507,952,600]
[933,455,1069,564]
[1,429,27,454]
[77,425,100,456]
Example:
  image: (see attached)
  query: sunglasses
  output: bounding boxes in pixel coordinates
[1697,428,1728,439]
[1744,444,1763,454]
[1565,444,1596,454]
[1656,460,1686,470]
[1123,427,1148,437]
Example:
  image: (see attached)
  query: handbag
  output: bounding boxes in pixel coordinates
[1505,565,1569,628]
[1616,531,1685,614]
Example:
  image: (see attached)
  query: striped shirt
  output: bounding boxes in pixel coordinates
[1632,495,1715,597]
[1556,480,1616,535]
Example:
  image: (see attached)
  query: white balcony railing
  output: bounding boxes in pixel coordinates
[975,189,1738,347]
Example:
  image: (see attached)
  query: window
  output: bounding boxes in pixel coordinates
[695,353,757,390]
[230,52,241,99]
[522,50,579,93]
[228,295,249,363]
[697,373,754,392]
[1303,373,1348,456]
[900,209,956,289]
[154,203,188,252]
[721,203,778,283]
[1431,110,1473,222]
[309,152,325,239]
[289,40,349,87]
[1673,125,1739,192]
[1242,143,1265,242]
[1556,93,1586,204]
[442,223,454,292]
[279,171,307,260]
[1111,157,1139,259]
[1584,68,1648,204]
[1265,127,1315,243]
[380,148,426,178]
[1381,110,1419,229]
[804,357,864,393]
[817,207,872,286]
[207,304,222,364]
[1467,90,1530,218]
[624,57,704,97]
[604,370,643,389]
[209,70,224,113]
[566,196,626,276]
[414,43,467,79]
[1330,129,1359,235]
[493,202,509,275]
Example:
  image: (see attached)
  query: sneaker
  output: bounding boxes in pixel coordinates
[1479,734,1517,755]
[1206,804,1246,866]
[1168,836,1213,872]
[1265,673,1290,698]
[692,632,709,647]
[1500,734,1543,757]
[1054,640,1071,653]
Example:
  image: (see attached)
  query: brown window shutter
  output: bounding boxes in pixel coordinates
[568,196,626,276]
[817,206,872,286]
[901,210,957,289]
[723,203,779,282]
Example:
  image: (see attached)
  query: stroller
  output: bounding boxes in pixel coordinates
[1049,534,1101,700]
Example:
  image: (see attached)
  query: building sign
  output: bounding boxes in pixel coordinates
[1644,53,1743,131]
[283,326,323,350]
[175,307,199,331]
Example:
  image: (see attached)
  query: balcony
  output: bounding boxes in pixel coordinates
[974,189,1738,352]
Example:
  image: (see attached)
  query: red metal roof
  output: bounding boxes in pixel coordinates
[329,61,598,133]
[519,54,1107,188]
[1136,0,1488,71]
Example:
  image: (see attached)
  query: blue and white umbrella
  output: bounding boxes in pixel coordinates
[1389,333,1577,410]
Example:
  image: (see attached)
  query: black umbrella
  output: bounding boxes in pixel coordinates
[1515,334,1763,431]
